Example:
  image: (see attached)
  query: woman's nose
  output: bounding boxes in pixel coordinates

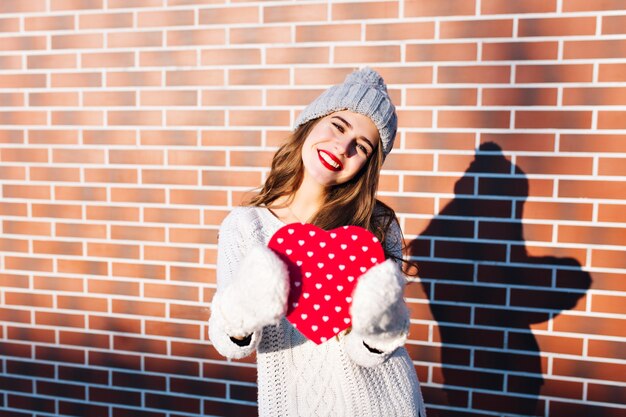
[332,135,351,155]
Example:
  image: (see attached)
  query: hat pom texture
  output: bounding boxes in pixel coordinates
[294,67,397,158]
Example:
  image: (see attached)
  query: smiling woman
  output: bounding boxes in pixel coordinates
[208,68,427,417]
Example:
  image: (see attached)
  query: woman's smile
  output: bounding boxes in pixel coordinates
[318,149,343,172]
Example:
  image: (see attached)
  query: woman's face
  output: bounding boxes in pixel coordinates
[301,110,381,187]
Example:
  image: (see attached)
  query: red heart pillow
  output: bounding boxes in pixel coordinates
[268,223,385,344]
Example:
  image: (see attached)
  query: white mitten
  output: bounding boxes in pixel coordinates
[345,259,410,366]
[212,245,290,338]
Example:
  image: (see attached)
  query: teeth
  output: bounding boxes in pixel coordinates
[320,151,340,169]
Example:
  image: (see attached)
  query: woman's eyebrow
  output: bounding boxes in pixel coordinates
[331,116,375,150]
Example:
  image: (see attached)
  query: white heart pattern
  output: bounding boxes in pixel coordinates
[267,223,385,345]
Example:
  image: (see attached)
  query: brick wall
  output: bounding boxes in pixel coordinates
[1,0,625,416]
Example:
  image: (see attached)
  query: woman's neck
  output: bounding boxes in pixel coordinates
[272,174,325,224]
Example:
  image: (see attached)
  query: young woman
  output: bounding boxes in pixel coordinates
[209,68,427,416]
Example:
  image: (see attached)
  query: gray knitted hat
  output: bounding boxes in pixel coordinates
[294,67,397,158]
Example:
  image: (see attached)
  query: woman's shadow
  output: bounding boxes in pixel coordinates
[407,143,591,416]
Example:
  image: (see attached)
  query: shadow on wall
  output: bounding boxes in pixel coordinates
[407,143,592,417]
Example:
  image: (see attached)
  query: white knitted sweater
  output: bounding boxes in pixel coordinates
[209,206,427,417]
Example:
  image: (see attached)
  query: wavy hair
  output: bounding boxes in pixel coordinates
[247,117,416,275]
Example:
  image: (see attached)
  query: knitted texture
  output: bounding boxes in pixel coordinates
[209,206,427,417]
[293,67,398,158]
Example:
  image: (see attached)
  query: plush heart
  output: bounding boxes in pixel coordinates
[268,223,385,344]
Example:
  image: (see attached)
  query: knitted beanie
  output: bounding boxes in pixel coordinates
[294,67,397,158]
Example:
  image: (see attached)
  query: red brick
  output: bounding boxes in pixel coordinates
[51,0,103,11]
[111,262,165,281]
[405,0,475,16]
[34,275,83,292]
[336,45,401,63]
[8,394,55,413]
[58,259,108,275]
[138,9,194,27]
[170,265,213,284]
[565,39,626,59]
[59,330,110,348]
[564,0,626,11]
[230,68,289,85]
[554,314,626,338]
[599,111,626,129]
[27,53,78,69]
[203,362,257,383]
[483,41,558,60]
[52,71,102,87]
[166,110,224,127]
[33,240,82,256]
[0,0,46,13]
[85,168,138,184]
[0,74,46,88]
[2,148,48,163]
[204,399,258,417]
[5,292,53,308]
[405,132,475,151]
[267,46,329,65]
[90,387,141,406]
[517,64,593,83]
[0,274,29,289]
[89,315,141,334]
[33,202,82,220]
[145,393,200,414]
[560,134,626,152]
[142,169,197,185]
[3,184,51,200]
[559,179,626,199]
[603,15,626,34]
[80,130,130,146]
[89,350,141,370]
[140,50,195,67]
[140,129,196,146]
[230,110,290,127]
[265,3,327,22]
[86,206,139,222]
[144,207,201,224]
[439,110,510,129]
[56,222,107,238]
[407,87,477,106]
[588,339,626,361]
[199,6,259,24]
[6,256,54,273]
[407,43,477,62]
[332,1,398,20]
[35,311,85,328]
[113,299,165,317]
[170,304,210,322]
[111,225,165,242]
[169,227,218,244]
[592,249,626,269]
[441,19,513,38]
[0,111,47,125]
[170,28,225,46]
[482,0,556,13]
[519,16,596,37]
[144,245,199,263]
[516,110,591,129]
[521,201,592,222]
[107,70,160,87]
[108,30,162,48]
[297,23,361,42]
[0,35,47,51]
[113,335,166,355]
[52,33,103,49]
[554,357,625,383]
[599,204,626,223]
[231,26,291,44]
[87,242,140,259]
[439,65,510,83]
[79,12,133,29]
[145,320,200,339]
[201,48,261,66]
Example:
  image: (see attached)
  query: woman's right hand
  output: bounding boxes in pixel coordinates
[211,245,290,340]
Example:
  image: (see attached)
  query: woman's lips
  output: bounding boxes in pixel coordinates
[317,149,343,172]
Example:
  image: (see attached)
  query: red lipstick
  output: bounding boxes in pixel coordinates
[317,149,343,172]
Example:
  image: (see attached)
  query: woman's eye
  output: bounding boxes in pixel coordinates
[357,143,369,156]
[332,122,344,133]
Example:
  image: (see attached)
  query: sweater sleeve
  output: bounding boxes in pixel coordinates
[208,208,263,359]
[344,218,411,367]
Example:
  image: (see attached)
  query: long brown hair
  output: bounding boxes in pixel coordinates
[247,117,416,275]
